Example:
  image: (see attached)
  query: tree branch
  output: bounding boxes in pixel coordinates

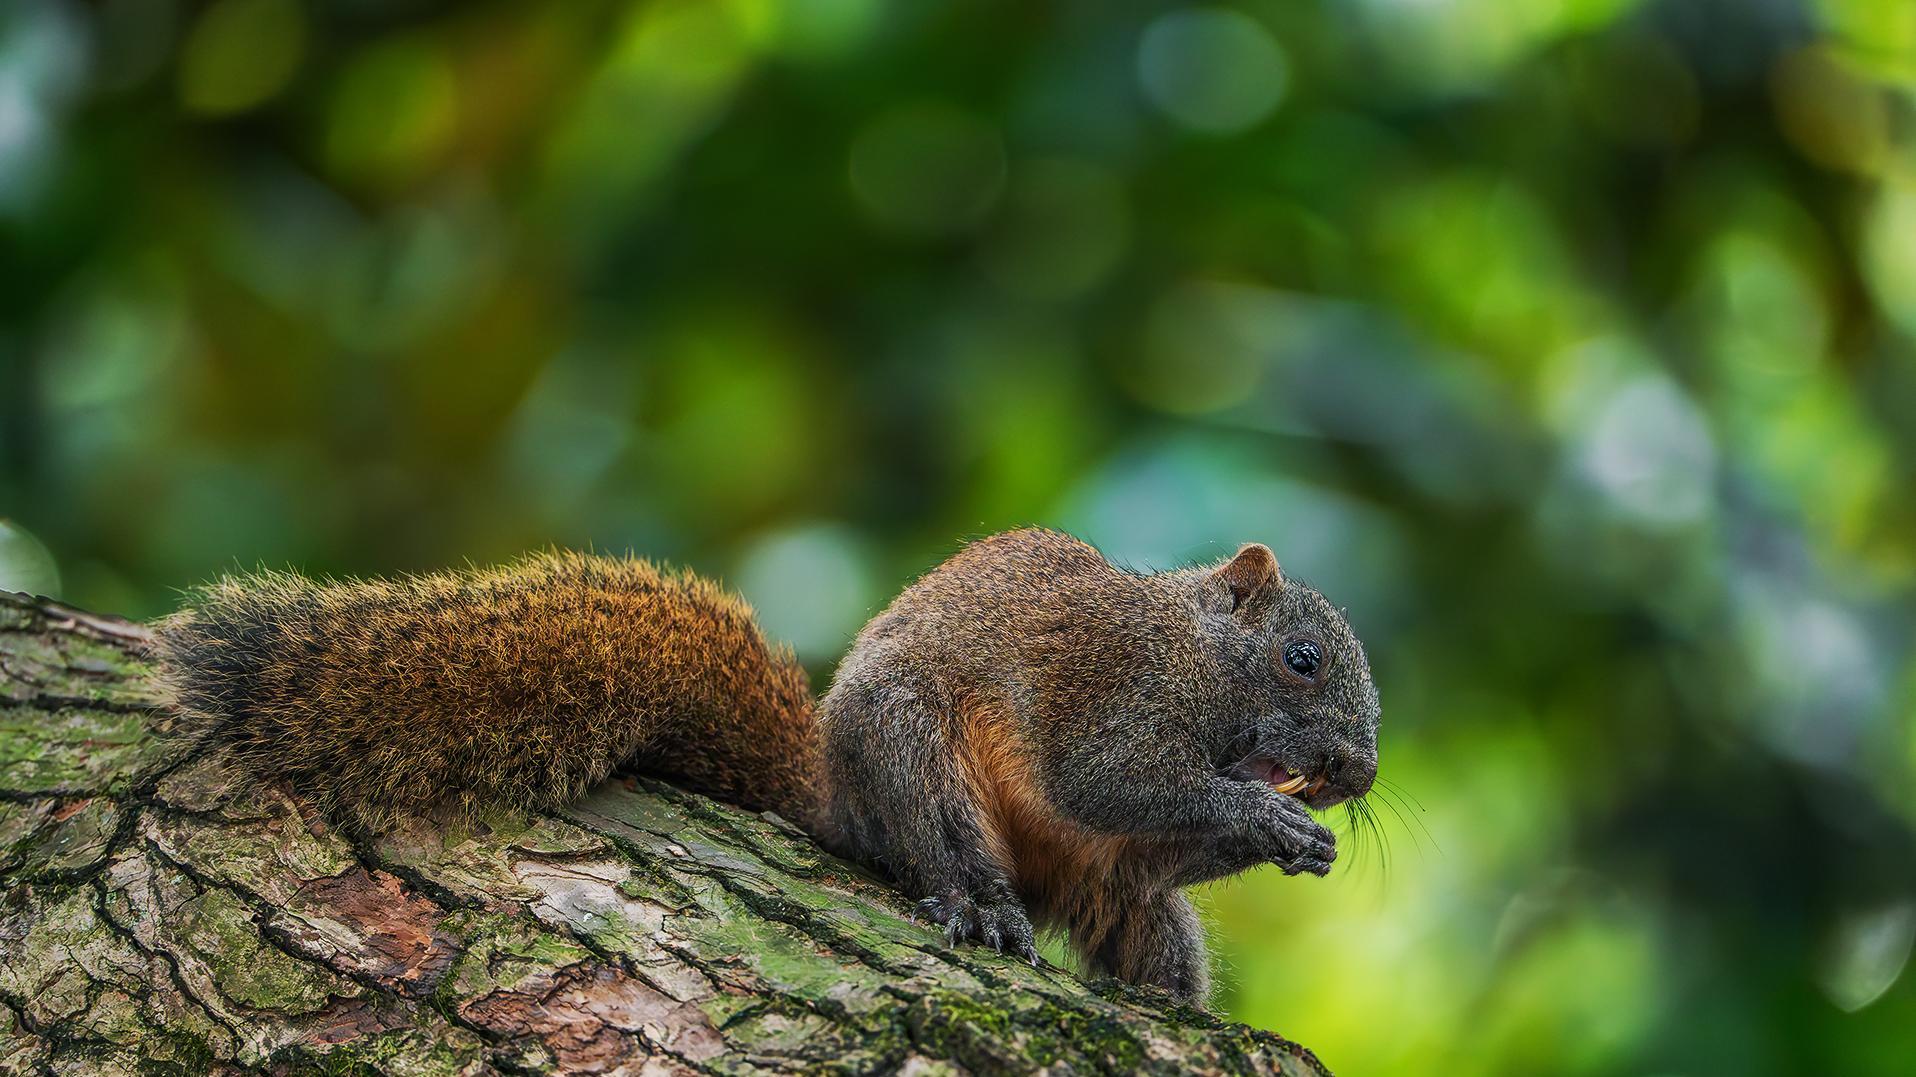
[0,590,1330,1075]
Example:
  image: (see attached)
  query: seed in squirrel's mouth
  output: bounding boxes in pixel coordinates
[1248,758,1328,798]
[1267,768,1328,797]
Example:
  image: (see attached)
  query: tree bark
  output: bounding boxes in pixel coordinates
[0,591,1330,1076]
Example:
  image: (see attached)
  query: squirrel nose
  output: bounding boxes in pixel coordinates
[1326,747,1377,798]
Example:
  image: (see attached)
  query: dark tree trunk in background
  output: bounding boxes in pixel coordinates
[0,591,1330,1076]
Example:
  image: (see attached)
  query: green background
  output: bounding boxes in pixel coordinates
[4,0,1915,1071]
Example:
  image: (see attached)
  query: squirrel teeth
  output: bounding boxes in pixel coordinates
[1272,774,1309,795]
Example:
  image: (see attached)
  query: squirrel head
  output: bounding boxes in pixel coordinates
[1199,543,1380,810]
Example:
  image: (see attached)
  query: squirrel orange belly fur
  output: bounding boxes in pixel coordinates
[157,528,1382,1003]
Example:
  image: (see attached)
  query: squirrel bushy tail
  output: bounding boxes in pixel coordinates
[155,552,826,833]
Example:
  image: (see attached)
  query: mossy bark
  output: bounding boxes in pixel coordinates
[0,591,1331,1076]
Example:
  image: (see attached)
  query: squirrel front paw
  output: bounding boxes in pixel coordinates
[915,888,1039,963]
[1265,797,1337,877]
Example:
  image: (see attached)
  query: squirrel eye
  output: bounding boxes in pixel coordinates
[1282,639,1324,679]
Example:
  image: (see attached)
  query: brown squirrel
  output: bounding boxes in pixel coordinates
[156,528,1381,1002]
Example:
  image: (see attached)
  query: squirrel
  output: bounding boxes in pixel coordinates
[155,528,1381,1003]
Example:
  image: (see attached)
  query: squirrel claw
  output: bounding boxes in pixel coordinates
[1281,855,1333,877]
[917,890,1036,963]
[1266,800,1337,877]
[915,896,953,926]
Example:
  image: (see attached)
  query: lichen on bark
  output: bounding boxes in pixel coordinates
[0,591,1330,1075]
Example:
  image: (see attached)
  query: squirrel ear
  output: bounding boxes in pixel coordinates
[1210,543,1283,613]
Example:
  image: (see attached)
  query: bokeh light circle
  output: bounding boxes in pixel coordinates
[1137,7,1289,135]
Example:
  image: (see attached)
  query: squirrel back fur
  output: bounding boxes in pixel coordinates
[156,551,823,832]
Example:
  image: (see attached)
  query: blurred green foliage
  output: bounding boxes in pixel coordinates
[3,0,1915,1072]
